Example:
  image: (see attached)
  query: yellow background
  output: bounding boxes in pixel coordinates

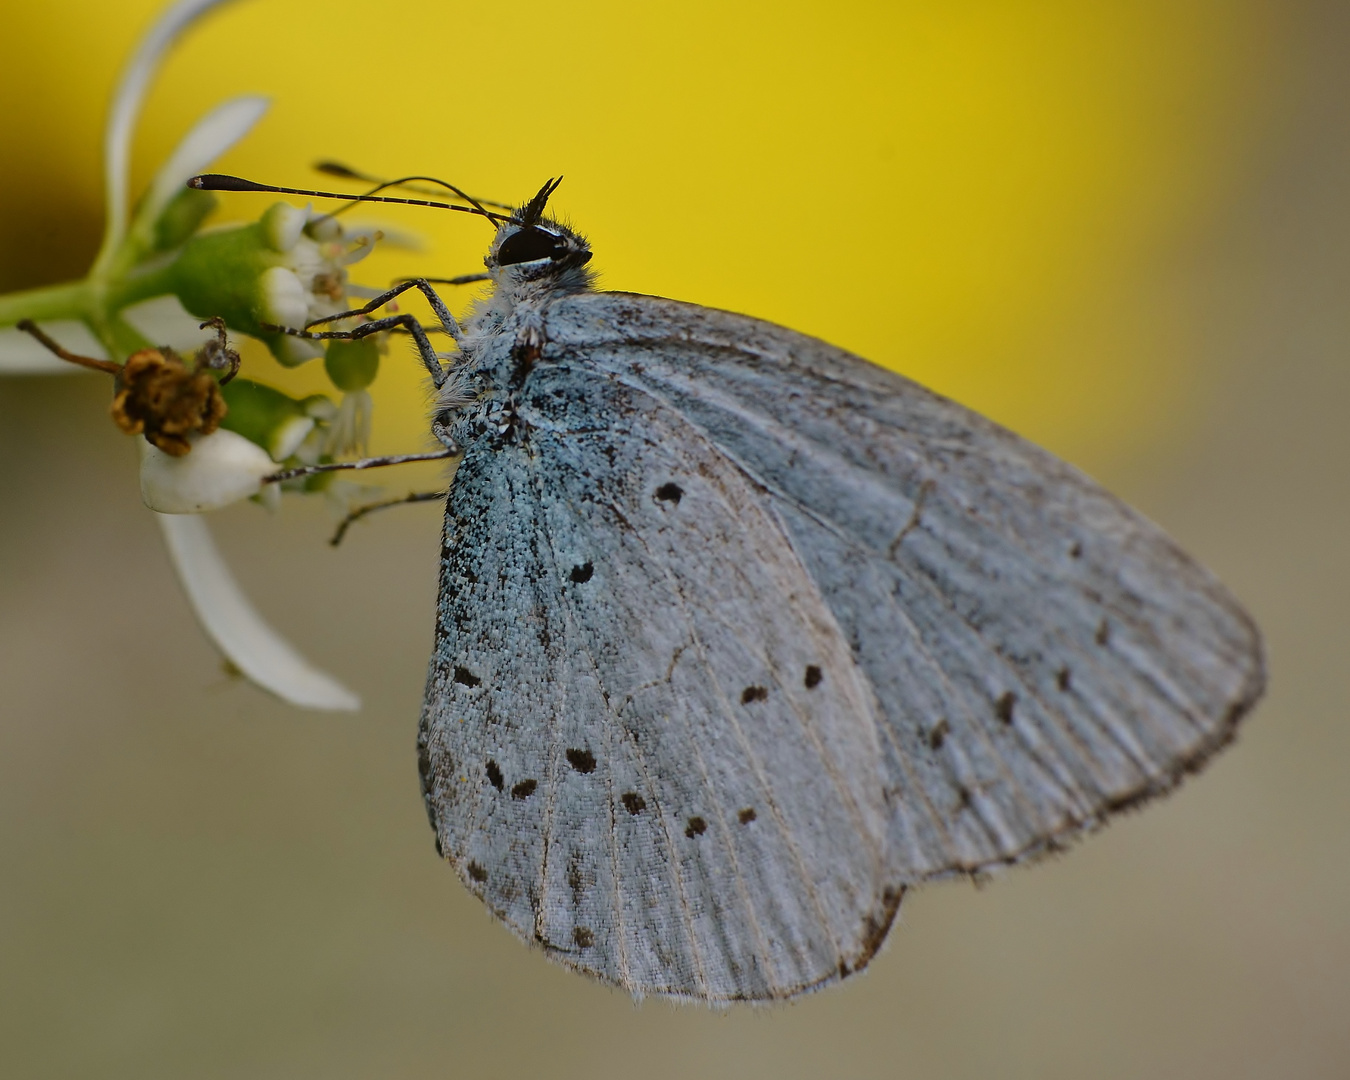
[1,0,1284,462]
[2,1,1347,1078]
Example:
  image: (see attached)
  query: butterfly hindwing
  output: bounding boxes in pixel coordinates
[540,291,1265,880]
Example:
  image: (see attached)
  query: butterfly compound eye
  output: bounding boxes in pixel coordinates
[496,227,566,266]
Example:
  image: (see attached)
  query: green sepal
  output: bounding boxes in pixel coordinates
[166,221,324,366]
[168,223,284,336]
[153,187,218,252]
[219,378,326,461]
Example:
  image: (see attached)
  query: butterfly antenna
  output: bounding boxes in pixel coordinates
[314,161,515,212]
[188,174,511,226]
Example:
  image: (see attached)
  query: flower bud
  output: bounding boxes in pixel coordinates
[260,201,307,253]
[324,337,380,392]
[257,266,310,328]
[166,203,365,367]
[140,428,276,513]
[219,378,321,461]
[152,186,218,252]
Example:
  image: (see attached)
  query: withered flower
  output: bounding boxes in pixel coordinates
[111,332,236,455]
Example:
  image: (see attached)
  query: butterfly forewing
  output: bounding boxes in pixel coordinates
[421,357,901,1001]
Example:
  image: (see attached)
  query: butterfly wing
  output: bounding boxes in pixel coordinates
[538,291,1265,882]
[420,359,902,1002]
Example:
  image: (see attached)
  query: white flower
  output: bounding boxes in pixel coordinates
[141,428,275,513]
[259,201,308,252]
[325,389,374,458]
[258,265,313,328]
[0,0,360,711]
[158,514,359,711]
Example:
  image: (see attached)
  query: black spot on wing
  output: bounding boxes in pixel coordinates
[485,759,504,791]
[454,665,481,687]
[569,561,593,583]
[467,861,488,883]
[685,816,707,838]
[741,685,768,704]
[804,665,823,689]
[417,739,432,787]
[995,691,1016,724]
[573,926,594,948]
[511,779,538,800]
[738,807,757,825]
[621,792,646,815]
[566,748,596,773]
[654,482,683,504]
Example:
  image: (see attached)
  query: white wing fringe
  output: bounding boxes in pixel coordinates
[157,513,361,711]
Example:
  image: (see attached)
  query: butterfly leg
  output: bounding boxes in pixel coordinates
[259,418,462,486]
[267,279,464,388]
[328,488,448,547]
[306,278,463,345]
[263,446,457,485]
[275,309,448,386]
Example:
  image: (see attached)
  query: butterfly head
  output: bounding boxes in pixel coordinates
[486,177,593,293]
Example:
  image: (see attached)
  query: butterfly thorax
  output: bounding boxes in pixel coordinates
[438,198,595,447]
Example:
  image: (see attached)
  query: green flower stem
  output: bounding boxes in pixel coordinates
[102,258,185,313]
[0,254,180,363]
[0,280,93,328]
[106,314,153,357]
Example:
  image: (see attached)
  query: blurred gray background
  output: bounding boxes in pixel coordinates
[2,3,1348,1078]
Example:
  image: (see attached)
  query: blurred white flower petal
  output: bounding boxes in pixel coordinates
[138,95,270,235]
[0,322,109,374]
[261,201,308,253]
[5,0,367,714]
[270,415,316,460]
[326,390,373,458]
[94,0,244,275]
[141,428,275,513]
[120,294,219,352]
[341,222,426,252]
[257,266,310,328]
[157,513,361,711]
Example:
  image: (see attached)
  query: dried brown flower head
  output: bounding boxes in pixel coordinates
[111,344,231,456]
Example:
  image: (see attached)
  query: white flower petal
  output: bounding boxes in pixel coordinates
[93,0,245,274]
[258,266,309,328]
[0,321,110,374]
[157,513,361,711]
[342,283,392,300]
[137,95,271,237]
[273,334,325,366]
[270,415,316,460]
[141,429,275,513]
[341,221,426,251]
[261,201,308,253]
[120,294,218,352]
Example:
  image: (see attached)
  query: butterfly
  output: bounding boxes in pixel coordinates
[236,174,1265,1003]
